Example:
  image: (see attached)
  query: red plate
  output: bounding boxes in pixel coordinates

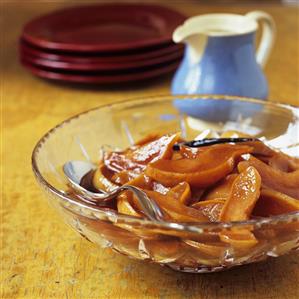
[20,49,183,71]
[22,4,186,52]
[21,58,180,84]
[20,40,184,63]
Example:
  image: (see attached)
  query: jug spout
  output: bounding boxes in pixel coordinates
[173,25,208,64]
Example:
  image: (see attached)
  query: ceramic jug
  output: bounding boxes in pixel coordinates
[171,11,275,99]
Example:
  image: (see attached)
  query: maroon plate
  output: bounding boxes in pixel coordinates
[22,4,186,52]
[21,58,180,83]
[20,40,184,63]
[20,49,183,71]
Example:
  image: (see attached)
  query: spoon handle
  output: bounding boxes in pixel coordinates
[173,137,259,151]
[120,186,165,221]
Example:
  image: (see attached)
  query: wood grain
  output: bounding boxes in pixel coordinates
[1,1,299,299]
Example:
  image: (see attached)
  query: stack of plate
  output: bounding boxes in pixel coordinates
[20,4,186,84]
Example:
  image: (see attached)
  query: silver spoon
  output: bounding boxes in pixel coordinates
[63,160,164,221]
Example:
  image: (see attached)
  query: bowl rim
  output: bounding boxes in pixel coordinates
[31,94,299,233]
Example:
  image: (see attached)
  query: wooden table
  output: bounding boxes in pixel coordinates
[2,1,299,298]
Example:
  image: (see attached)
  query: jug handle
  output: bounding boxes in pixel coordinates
[246,11,276,68]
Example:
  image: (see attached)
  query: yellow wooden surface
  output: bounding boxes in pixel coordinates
[1,1,299,299]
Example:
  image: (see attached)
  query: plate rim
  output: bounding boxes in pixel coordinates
[22,3,186,52]
[20,48,183,71]
[21,58,180,83]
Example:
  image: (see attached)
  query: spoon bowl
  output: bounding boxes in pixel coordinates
[63,160,164,221]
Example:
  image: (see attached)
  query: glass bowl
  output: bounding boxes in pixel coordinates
[32,95,299,273]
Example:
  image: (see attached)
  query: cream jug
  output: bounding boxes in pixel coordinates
[171,11,275,99]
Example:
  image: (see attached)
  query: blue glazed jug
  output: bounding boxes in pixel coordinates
[171,11,275,99]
